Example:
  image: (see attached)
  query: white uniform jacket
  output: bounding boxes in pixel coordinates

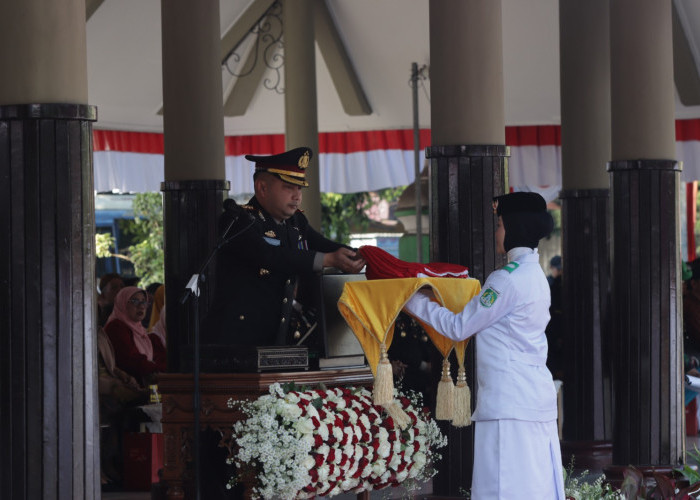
[404,247,558,423]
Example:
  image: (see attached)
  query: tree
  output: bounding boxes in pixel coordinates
[320,186,406,244]
[95,192,164,287]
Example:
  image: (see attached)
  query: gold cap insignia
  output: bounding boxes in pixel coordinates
[265,230,277,238]
[298,151,310,169]
[259,268,270,277]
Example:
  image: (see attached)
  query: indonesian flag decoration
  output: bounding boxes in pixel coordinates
[338,246,480,427]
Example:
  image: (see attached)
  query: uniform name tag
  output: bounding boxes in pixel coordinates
[263,236,280,246]
[480,288,499,308]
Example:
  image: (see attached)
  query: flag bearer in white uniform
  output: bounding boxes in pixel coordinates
[404,191,565,500]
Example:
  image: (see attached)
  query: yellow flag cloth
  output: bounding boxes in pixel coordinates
[337,277,481,376]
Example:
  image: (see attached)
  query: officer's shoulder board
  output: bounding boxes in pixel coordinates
[501,261,520,273]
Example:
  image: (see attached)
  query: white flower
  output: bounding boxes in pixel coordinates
[388,453,402,470]
[229,384,445,499]
[411,451,427,474]
[318,464,330,481]
[377,440,391,458]
[294,417,315,435]
[284,392,300,404]
[371,459,387,477]
[278,402,302,420]
[317,424,329,441]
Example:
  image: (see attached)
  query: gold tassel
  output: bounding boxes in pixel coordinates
[373,342,394,406]
[382,401,411,430]
[452,365,471,427]
[435,358,454,420]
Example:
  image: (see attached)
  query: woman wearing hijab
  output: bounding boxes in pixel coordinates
[105,286,167,385]
[403,191,564,499]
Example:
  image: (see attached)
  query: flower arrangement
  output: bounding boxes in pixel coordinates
[226,383,447,499]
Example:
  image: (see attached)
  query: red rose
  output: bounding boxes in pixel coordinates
[327,448,335,463]
[314,434,323,447]
[314,453,324,467]
[371,438,380,451]
[309,468,319,482]
[311,416,320,428]
[400,396,411,408]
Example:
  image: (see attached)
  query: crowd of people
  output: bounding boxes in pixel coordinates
[96,273,167,487]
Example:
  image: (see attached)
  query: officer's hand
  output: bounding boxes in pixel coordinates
[323,248,366,274]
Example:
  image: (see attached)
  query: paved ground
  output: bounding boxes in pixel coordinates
[103,436,700,499]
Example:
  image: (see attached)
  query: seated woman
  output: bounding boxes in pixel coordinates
[105,286,167,386]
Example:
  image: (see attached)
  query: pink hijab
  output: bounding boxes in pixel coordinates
[106,286,154,361]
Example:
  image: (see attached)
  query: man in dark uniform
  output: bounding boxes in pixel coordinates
[204,147,365,346]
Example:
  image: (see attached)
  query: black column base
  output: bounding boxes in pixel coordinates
[425,144,508,496]
[161,179,230,373]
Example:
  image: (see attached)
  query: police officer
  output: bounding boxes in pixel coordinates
[403,191,565,500]
[205,147,365,347]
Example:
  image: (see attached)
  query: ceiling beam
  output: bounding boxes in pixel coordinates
[86,0,105,20]
[221,0,276,62]
[314,1,372,116]
[223,18,270,116]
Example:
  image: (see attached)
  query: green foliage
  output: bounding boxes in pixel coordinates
[564,460,620,499]
[319,186,406,244]
[96,192,164,288]
[320,192,370,244]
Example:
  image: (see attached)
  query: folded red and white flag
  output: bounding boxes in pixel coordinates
[359,245,469,280]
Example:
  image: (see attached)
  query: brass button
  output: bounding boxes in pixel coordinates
[239,315,245,320]
[281,318,286,323]
[285,279,291,285]
[282,298,288,304]
[294,331,301,339]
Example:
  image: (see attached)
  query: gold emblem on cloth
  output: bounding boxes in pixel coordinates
[259,268,270,276]
[298,151,310,169]
[265,230,276,238]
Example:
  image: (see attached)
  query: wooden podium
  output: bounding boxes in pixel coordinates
[158,367,373,500]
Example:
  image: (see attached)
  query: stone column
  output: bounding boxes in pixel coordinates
[283,0,321,229]
[160,0,229,372]
[558,0,613,470]
[605,0,682,480]
[0,1,100,498]
[428,0,507,494]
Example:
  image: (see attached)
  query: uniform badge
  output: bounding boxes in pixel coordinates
[502,262,520,273]
[265,230,277,238]
[479,288,499,308]
[298,151,310,169]
[259,268,270,276]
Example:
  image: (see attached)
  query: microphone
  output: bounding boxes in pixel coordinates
[219,198,254,243]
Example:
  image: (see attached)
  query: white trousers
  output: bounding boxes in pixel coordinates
[471,419,565,500]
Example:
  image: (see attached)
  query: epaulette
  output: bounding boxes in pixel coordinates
[501,261,520,273]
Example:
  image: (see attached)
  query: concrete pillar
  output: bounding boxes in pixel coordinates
[283,0,321,229]
[606,0,683,480]
[0,0,100,498]
[558,0,613,471]
[160,0,229,375]
[428,0,507,494]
